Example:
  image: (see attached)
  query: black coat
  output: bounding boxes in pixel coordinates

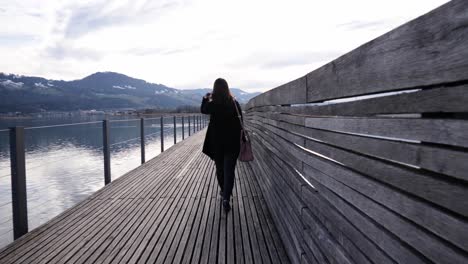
[201,97,243,160]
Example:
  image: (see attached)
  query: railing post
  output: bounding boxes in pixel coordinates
[160,116,164,152]
[193,115,195,134]
[9,126,28,239]
[182,116,185,140]
[188,116,191,136]
[140,118,145,164]
[103,120,111,185]
[173,116,177,144]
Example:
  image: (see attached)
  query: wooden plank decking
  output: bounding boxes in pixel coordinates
[0,129,290,264]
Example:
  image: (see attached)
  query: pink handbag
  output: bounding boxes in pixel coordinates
[233,100,254,162]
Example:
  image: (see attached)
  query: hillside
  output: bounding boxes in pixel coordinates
[0,72,260,113]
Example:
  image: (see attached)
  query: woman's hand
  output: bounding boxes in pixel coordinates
[203,93,212,100]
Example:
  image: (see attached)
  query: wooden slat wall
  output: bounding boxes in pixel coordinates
[243,1,468,263]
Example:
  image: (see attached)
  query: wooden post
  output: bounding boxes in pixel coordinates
[140,118,145,164]
[193,115,195,134]
[182,116,185,140]
[103,120,111,185]
[160,116,164,152]
[9,127,28,239]
[188,116,191,136]
[173,116,177,144]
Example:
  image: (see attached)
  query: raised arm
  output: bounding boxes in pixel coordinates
[200,97,214,114]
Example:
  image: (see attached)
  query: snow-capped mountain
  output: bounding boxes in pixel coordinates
[0,72,260,113]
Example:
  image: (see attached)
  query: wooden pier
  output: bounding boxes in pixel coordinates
[1,1,468,263]
[0,130,289,264]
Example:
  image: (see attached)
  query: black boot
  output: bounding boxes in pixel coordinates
[223,199,231,212]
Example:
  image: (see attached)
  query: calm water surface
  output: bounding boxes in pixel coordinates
[0,114,194,249]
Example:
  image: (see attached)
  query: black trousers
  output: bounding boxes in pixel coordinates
[214,152,238,201]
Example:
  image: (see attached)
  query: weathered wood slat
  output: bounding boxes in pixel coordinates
[232,195,246,264]
[240,163,274,263]
[247,76,307,109]
[50,148,203,264]
[207,191,222,263]
[305,0,468,102]
[250,142,307,261]
[141,153,209,263]
[253,135,394,264]
[103,199,165,263]
[304,116,468,148]
[160,155,211,263]
[247,121,468,263]
[246,0,468,109]
[248,111,468,148]
[0,130,290,264]
[253,136,369,264]
[301,188,389,264]
[243,1,468,263]
[302,164,429,264]
[0,141,190,261]
[248,120,468,250]
[248,113,468,181]
[245,161,289,264]
[251,148,306,263]
[176,163,214,263]
[234,168,254,264]
[57,148,199,263]
[248,116,468,220]
[248,84,468,116]
[181,164,215,263]
[250,129,426,263]
[187,173,216,263]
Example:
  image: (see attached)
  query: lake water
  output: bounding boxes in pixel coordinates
[0,114,200,249]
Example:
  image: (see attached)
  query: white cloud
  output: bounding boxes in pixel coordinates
[0,0,450,92]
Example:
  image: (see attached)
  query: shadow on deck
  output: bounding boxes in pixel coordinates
[0,129,290,264]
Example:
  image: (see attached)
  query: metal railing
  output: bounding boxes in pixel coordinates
[3,114,208,240]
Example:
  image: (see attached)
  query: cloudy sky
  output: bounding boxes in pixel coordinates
[0,0,449,92]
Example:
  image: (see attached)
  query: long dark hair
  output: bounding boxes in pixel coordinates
[212,78,233,104]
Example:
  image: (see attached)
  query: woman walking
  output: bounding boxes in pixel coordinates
[201,78,243,212]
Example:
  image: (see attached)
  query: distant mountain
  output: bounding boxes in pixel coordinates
[179,88,260,103]
[0,72,260,113]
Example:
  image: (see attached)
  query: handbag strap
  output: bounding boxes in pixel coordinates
[232,98,251,141]
[232,98,244,130]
